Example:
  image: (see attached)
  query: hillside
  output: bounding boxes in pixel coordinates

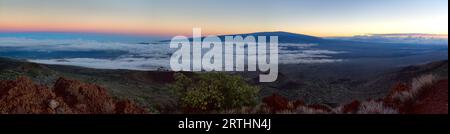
[364,60,448,95]
[0,76,146,114]
[0,57,448,114]
[0,57,175,111]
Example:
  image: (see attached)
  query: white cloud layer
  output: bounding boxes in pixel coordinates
[0,38,346,70]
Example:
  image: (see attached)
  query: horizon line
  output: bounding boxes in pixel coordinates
[0,29,448,38]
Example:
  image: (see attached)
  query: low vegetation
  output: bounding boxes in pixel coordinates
[220,73,445,114]
[0,57,447,114]
[0,76,147,114]
[170,72,260,113]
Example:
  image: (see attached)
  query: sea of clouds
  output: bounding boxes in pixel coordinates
[0,38,346,70]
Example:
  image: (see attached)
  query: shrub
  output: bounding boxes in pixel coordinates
[262,93,290,112]
[0,70,22,80]
[357,100,398,114]
[389,74,436,103]
[411,74,436,95]
[383,74,439,113]
[170,72,260,113]
[341,100,361,114]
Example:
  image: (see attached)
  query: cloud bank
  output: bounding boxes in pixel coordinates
[0,38,346,70]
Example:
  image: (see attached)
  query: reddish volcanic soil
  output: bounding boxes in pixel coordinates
[410,80,448,114]
[262,93,290,112]
[0,77,70,114]
[1,76,447,114]
[261,79,448,114]
[0,77,147,114]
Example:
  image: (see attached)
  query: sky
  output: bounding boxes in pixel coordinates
[0,0,448,37]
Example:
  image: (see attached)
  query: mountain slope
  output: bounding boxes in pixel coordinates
[217,31,325,44]
[162,31,325,43]
[162,31,448,58]
[364,60,448,95]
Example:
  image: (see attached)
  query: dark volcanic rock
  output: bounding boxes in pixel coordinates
[409,80,448,114]
[0,77,71,114]
[53,77,116,114]
[0,76,148,114]
[262,93,290,112]
[342,100,361,114]
[115,100,147,114]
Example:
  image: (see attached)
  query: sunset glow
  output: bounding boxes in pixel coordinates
[0,0,448,37]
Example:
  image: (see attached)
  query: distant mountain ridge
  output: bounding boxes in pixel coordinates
[161,31,325,44]
[217,31,325,43]
[162,31,449,46]
[328,33,449,45]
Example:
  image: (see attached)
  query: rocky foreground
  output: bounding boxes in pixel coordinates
[0,77,147,114]
[260,78,448,114]
[0,75,447,114]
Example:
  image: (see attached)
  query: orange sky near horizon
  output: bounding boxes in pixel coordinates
[0,0,448,37]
